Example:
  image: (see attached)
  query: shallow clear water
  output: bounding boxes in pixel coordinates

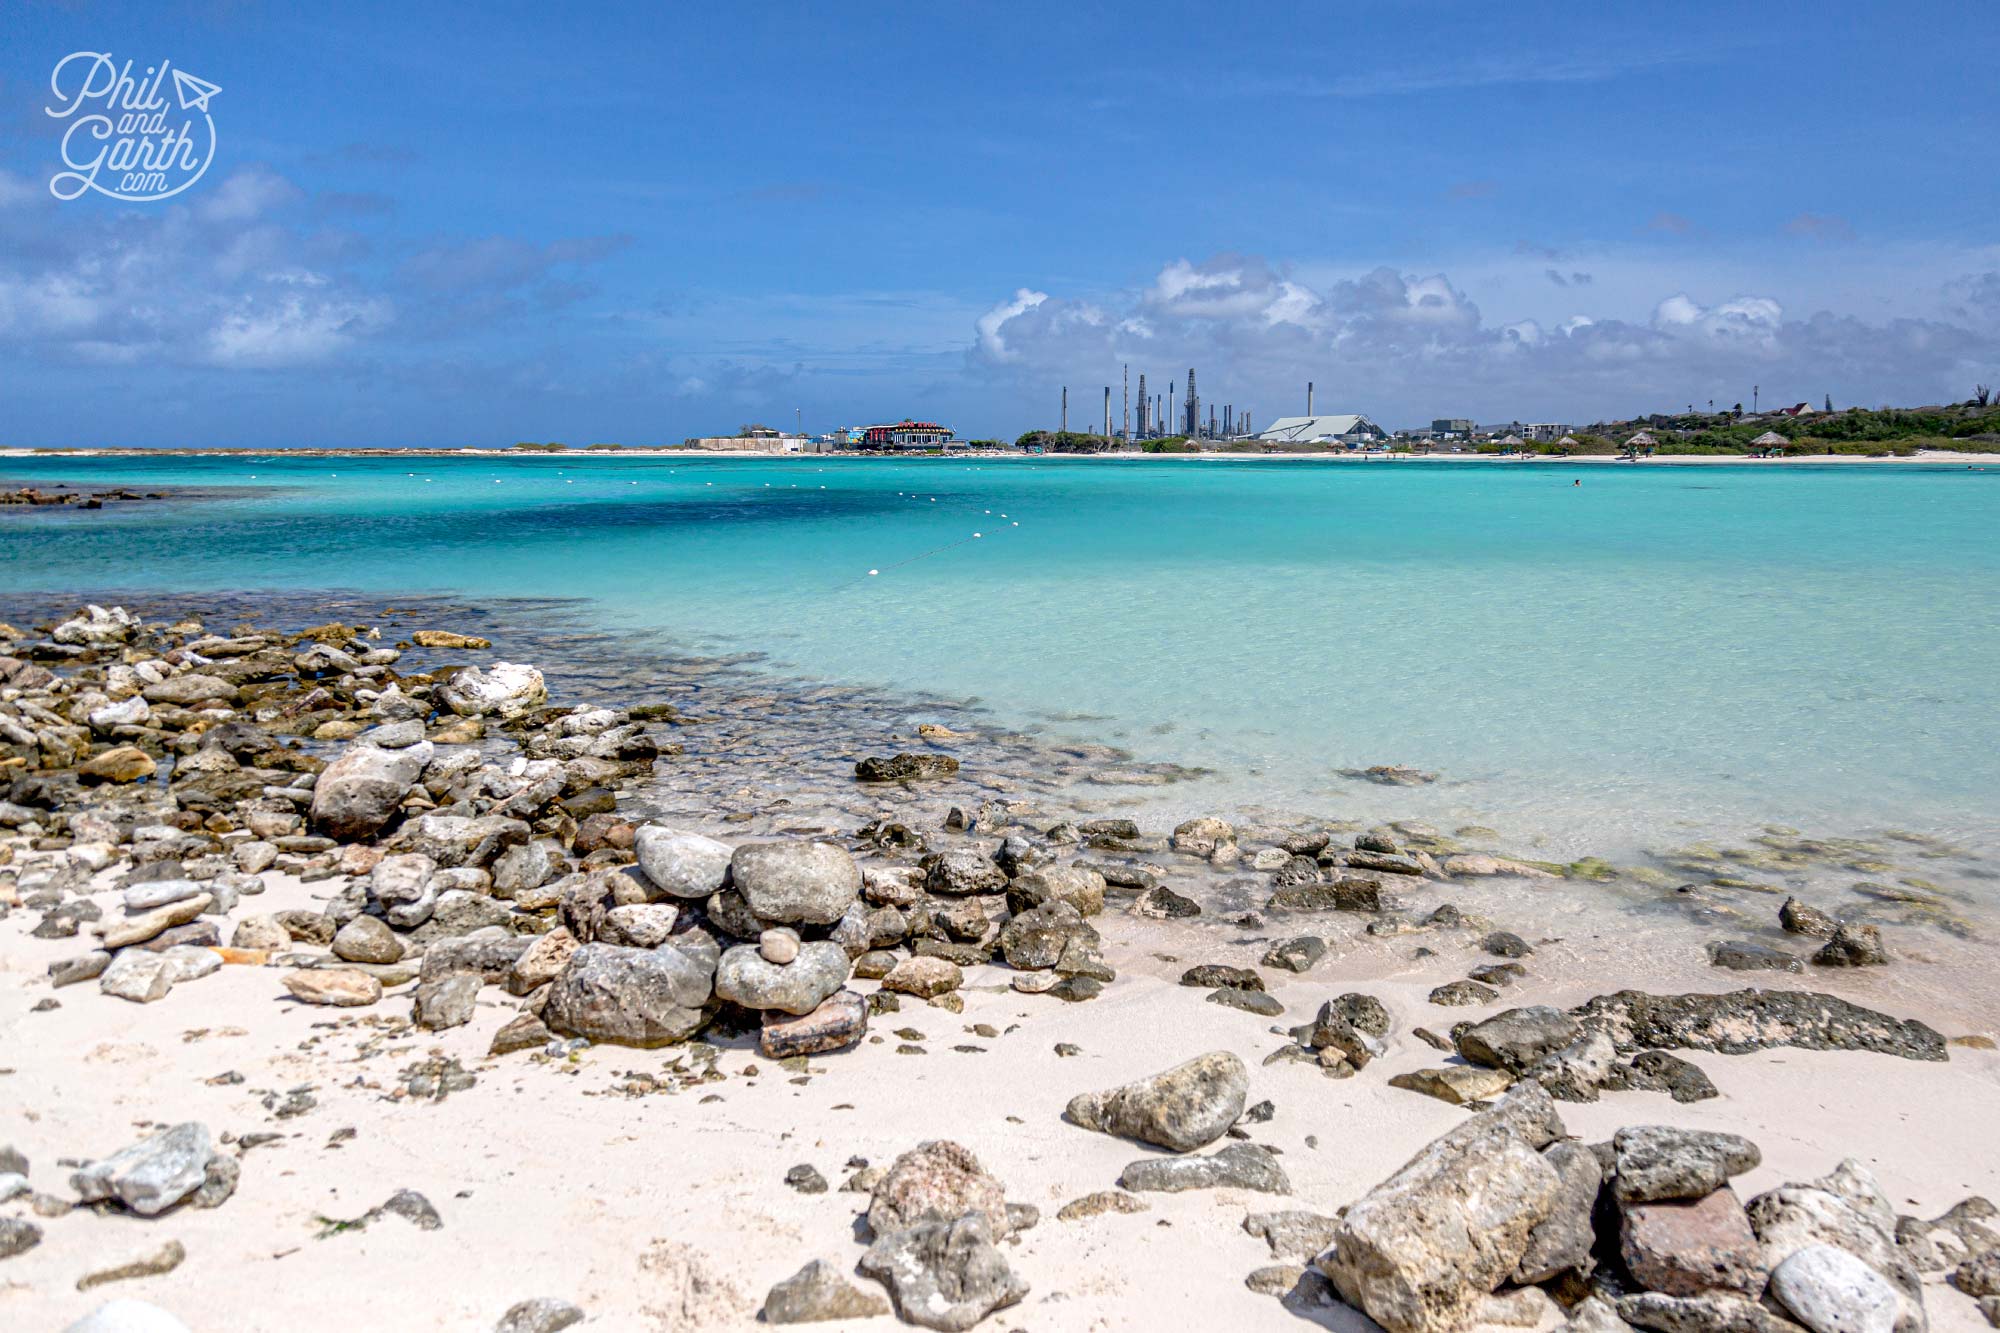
[6,453,1999,863]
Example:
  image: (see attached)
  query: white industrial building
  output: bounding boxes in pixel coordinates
[1254,414,1387,446]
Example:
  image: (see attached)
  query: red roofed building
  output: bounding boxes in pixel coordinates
[862,420,957,449]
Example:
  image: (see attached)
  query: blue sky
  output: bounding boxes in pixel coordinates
[2,0,1996,445]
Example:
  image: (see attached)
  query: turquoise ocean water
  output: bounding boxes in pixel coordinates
[5,453,1998,866]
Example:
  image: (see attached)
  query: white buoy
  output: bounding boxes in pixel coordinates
[973,532,982,538]
[868,569,879,576]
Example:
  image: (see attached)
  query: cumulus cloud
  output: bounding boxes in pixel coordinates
[969,253,2000,424]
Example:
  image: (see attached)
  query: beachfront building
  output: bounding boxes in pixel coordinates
[1431,417,1476,438]
[1255,414,1386,447]
[1525,422,1573,443]
[861,420,958,450]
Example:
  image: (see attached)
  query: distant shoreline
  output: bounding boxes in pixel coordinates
[4,446,1998,466]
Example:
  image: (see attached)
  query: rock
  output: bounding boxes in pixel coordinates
[1622,1185,1768,1297]
[1211,988,1284,1016]
[716,940,850,1015]
[1957,1250,2000,1297]
[997,901,1096,970]
[71,1123,215,1217]
[543,941,716,1047]
[633,826,733,899]
[1262,936,1326,973]
[76,1239,187,1291]
[100,893,211,948]
[438,662,546,719]
[506,929,578,995]
[491,840,556,898]
[99,952,179,1004]
[1813,924,1889,967]
[310,741,432,840]
[1482,930,1534,958]
[1007,864,1107,917]
[760,928,801,964]
[730,842,861,925]
[923,847,1007,897]
[1613,1126,1762,1202]
[332,915,405,964]
[230,915,290,951]
[1171,817,1236,857]
[882,955,962,999]
[764,1259,892,1324]
[1569,989,1945,1062]
[1243,1210,1343,1259]
[142,673,238,705]
[857,1213,1027,1332]
[1526,1027,1621,1102]
[867,1141,1010,1240]
[1064,1051,1248,1152]
[52,604,138,646]
[760,990,868,1058]
[1565,1296,1641,1333]
[1708,940,1803,973]
[1118,1142,1289,1194]
[1387,1066,1515,1106]
[491,1297,584,1333]
[1443,853,1560,879]
[1617,1291,1804,1333]
[1057,1191,1149,1222]
[0,1216,43,1259]
[856,753,959,782]
[284,969,383,1007]
[78,746,157,784]
[1430,979,1500,1006]
[1316,1084,1565,1333]
[1516,1141,1604,1282]
[1746,1159,1926,1333]
[490,1013,552,1056]
[1132,884,1201,918]
[1181,963,1264,990]
[1770,1245,1900,1333]
[1614,1050,1722,1104]
[1458,1005,1582,1073]
[1781,898,1840,940]
[414,973,482,1029]
[63,1300,194,1333]
[51,950,112,987]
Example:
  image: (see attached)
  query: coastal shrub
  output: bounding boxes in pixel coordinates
[1141,438,1196,453]
[584,442,623,451]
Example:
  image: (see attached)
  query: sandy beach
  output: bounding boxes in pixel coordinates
[4,604,1999,1333]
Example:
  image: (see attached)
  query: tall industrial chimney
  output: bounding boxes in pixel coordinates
[1061,386,1067,433]
[1137,373,1148,437]
[1307,381,1314,416]
[1185,369,1198,437]
[1103,386,1111,439]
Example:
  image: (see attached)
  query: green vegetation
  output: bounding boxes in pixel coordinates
[1014,430,1123,454]
[584,442,623,451]
[1599,401,2000,456]
[1140,436,1196,453]
[510,442,568,451]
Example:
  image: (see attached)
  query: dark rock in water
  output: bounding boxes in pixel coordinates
[493,1297,585,1333]
[1429,979,1499,1007]
[1209,988,1284,1017]
[1118,1142,1290,1194]
[1262,936,1326,973]
[1569,988,1944,1061]
[1346,849,1427,877]
[1707,940,1803,973]
[858,1213,1028,1332]
[1481,930,1533,958]
[1780,896,1840,940]
[1812,923,1889,967]
[1609,1050,1719,1104]
[1132,885,1200,919]
[1065,1051,1247,1152]
[1621,1186,1768,1297]
[1468,962,1526,987]
[1455,1006,1581,1074]
[1612,1125,1761,1203]
[764,1259,891,1324]
[1268,877,1383,913]
[1342,765,1438,787]
[1180,963,1263,991]
[856,753,959,783]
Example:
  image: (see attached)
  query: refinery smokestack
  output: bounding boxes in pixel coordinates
[1061,386,1067,433]
[1104,386,1111,439]
[1307,381,1314,416]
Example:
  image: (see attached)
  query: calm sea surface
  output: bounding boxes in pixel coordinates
[6,453,1998,868]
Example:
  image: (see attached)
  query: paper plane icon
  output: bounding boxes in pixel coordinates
[171,68,221,112]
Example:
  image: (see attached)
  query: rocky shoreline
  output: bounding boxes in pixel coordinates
[2,602,1996,1332]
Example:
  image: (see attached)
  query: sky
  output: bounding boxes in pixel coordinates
[2,0,1997,446]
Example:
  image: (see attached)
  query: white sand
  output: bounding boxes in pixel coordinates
[4,863,1998,1332]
